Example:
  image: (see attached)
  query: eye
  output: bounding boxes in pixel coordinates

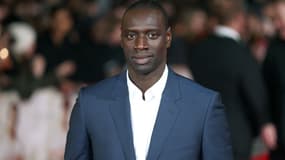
[147,32,159,39]
[126,33,136,40]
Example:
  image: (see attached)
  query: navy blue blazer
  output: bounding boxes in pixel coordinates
[64,69,233,160]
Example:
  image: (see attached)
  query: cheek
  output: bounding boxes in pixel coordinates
[156,40,168,52]
[152,43,168,61]
[150,38,166,49]
[122,41,133,52]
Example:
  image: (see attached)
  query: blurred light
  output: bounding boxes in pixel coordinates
[0,48,9,60]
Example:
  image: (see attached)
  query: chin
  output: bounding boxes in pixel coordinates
[133,65,154,75]
[136,68,153,75]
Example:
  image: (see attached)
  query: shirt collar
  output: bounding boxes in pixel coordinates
[214,25,241,42]
[127,65,168,101]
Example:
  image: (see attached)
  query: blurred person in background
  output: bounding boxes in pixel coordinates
[6,22,58,100]
[36,5,77,80]
[261,1,277,39]
[245,1,277,64]
[0,27,23,158]
[0,26,23,160]
[75,10,125,85]
[36,5,79,97]
[1,21,74,160]
[173,7,208,45]
[2,21,73,100]
[246,11,269,64]
[189,0,277,159]
[75,14,112,84]
[263,0,285,159]
[170,6,208,79]
[103,7,126,78]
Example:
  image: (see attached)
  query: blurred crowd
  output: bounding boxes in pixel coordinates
[0,0,285,159]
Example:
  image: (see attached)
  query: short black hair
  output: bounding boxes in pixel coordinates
[122,0,169,29]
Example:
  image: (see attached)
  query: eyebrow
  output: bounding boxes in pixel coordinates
[122,27,162,32]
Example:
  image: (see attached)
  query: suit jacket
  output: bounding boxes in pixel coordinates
[64,69,233,160]
[263,37,285,149]
[189,35,269,158]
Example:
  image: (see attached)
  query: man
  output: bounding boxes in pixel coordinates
[263,1,285,159]
[189,0,276,159]
[64,1,233,160]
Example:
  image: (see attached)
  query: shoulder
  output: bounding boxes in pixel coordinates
[169,72,223,120]
[192,35,242,57]
[172,72,219,99]
[199,35,238,46]
[79,73,122,98]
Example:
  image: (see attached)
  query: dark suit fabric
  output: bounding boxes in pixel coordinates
[263,37,285,159]
[64,69,233,160]
[189,35,269,159]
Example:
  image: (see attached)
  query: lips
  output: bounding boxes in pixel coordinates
[131,55,153,65]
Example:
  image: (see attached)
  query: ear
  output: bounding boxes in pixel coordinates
[166,27,172,48]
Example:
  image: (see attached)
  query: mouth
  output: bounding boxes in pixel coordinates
[131,54,153,65]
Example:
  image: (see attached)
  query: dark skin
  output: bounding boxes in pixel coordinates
[121,8,172,93]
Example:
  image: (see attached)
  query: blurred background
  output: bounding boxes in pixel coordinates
[0,0,284,159]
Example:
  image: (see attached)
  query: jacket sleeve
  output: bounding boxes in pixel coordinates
[239,49,270,129]
[202,93,233,160]
[64,89,92,160]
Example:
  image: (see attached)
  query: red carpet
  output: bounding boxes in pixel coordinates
[251,153,269,160]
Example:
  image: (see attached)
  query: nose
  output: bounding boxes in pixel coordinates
[134,36,148,50]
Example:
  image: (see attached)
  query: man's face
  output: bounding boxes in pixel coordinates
[121,8,171,75]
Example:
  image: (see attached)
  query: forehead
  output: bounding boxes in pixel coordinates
[122,8,164,30]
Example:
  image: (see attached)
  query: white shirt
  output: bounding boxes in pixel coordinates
[127,66,168,160]
[214,25,241,42]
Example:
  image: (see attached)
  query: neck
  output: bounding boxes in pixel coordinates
[226,13,244,35]
[128,65,165,93]
[227,23,240,34]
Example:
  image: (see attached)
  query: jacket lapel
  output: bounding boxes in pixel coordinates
[109,71,136,160]
[147,70,182,160]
